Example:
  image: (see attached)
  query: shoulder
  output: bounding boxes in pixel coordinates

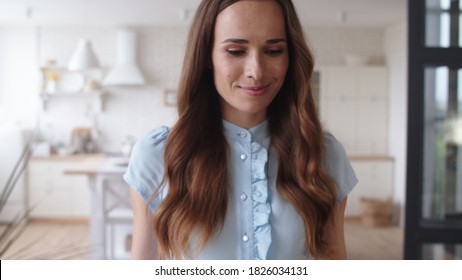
[128,126,170,172]
[322,132,358,202]
[123,126,170,212]
[127,126,169,172]
[323,132,347,162]
[133,126,170,153]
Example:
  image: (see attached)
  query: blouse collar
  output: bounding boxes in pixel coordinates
[222,119,270,143]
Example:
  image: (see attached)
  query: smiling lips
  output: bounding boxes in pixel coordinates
[238,84,270,96]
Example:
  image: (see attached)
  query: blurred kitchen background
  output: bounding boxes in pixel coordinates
[1,0,458,260]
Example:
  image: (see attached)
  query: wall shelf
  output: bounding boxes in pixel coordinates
[40,91,106,112]
[39,66,105,112]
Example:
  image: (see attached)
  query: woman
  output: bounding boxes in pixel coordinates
[124,0,357,260]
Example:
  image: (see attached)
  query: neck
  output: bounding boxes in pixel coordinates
[218,96,268,129]
[221,110,266,129]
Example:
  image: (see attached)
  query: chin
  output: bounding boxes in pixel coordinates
[237,103,270,116]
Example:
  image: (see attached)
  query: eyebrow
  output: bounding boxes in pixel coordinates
[221,38,287,44]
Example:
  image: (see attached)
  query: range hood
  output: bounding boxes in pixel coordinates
[103,29,145,86]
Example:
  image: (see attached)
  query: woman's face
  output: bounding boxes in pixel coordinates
[212,0,289,128]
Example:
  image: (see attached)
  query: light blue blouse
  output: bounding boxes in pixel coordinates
[123,120,358,260]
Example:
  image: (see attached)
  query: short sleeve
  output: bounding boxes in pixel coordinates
[123,126,169,213]
[323,133,358,203]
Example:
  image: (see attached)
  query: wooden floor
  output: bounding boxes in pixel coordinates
[0,219,403,260]
[345,219,403,259]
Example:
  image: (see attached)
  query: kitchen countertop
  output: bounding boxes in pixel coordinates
[67,156,129,175]
[30,153,129,175]
[30,153,107,161]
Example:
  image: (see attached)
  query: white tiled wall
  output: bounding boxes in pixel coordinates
[137,26,187,87]
[308,27,385,65]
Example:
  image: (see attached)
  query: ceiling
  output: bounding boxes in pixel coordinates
[0,0,407,27]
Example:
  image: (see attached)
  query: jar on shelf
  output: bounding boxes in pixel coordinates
[44,69,60,93]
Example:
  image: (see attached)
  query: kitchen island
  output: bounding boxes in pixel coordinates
[62,154,131,260]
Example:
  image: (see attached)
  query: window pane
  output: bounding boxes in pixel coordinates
[460,14,462,46]
[422,67,462,221]
[426,0,462,47]
[422,243,462,259]
[440,0,451,10]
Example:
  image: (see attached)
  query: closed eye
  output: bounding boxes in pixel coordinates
[226,49,246,56]
[265,49,284,56]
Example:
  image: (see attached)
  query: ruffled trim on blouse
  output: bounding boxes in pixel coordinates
[250,141,271,260]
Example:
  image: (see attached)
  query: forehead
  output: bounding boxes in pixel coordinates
[214,0,286,40]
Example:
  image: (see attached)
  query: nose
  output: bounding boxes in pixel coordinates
[245,52,264,81]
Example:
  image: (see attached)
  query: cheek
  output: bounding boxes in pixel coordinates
[274,63,289,84]
[214,62,238,83]
[277,60,289,77]
[213,62,233,95]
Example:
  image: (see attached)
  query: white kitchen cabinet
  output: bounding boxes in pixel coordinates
[345,157,394,217]
[318,66,388,155]
[27,158,90,218]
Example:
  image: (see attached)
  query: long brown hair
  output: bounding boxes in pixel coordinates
[153,0,337,259]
